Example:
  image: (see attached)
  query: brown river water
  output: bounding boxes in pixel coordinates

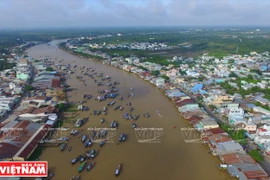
[26,41,232,180]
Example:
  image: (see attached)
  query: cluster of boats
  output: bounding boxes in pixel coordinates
[59,64,156,178]
[60,143,71,151]
[70,129,79,135]
[123,113,139,120]
[71,149,98,165]
[74,117,88,127]
[110,120,119,128]
[77,161,95,173]
[83,94,92,99]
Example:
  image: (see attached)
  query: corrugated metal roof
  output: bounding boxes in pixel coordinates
[18,124,51,159]
[0,121,42,159]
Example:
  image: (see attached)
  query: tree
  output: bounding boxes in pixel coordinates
[249,150,263,163]
[151,70,160,76]
[229,72,238,77]
[25,85,34,92]
[198,76,205,82]
[209,104,217,110]
[46,67,54,71]
[58,103,65,111]
[138,66,148,71]
[179,69,187,75]
[161,75,170,81]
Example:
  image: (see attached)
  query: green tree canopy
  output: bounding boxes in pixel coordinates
[46,67,54,71]
[151,70,160,76]
[161,75,170,81]
[249,149,263,163]
[25,85,34,92]
[229,72,238,77]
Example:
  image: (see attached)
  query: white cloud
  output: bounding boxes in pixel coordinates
[0,0,269,28]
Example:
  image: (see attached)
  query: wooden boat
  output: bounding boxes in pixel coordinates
[87,162,95,171]
[115,164,122,176]
[81,135,87,142]
[80,154,87,162]
[60,144,66,151]
[100,118,105,123]
[78,161,86,172]
[131,123,136,128]
[119,134,127,142]
[100,141,105,147]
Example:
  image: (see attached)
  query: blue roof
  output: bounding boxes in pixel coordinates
[192,84,203,93]
[199,89,208,94]
[246,104,255,108]
[261,65,268,71]
[195,124,203,130]
[215,79,225,83]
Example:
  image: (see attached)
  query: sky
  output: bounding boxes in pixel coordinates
[0,0,269,28]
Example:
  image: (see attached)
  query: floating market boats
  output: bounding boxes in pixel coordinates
[78,161,86,172]
[60,144,66,151]
[115,164,122,176]
[86,162,95,171]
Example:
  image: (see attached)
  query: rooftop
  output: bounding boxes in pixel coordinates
[221,153,257,165]
[0,120,42,159]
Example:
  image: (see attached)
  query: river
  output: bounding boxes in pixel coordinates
[26,41,231,180]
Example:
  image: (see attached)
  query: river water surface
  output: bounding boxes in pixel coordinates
[27,41,232,180]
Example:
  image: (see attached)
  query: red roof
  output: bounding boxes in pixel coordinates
[175,99,195,107]
[0,121,42,159]
[206,127,225,135]
[34,96,47,100]
[18,124,52,159]
[187,116,202,121]
[221,153,256,165]
[204,133,231,143]
[244,170,268,179]
[257,128,267,132]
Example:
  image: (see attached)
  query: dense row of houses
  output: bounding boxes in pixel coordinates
[0,56,66,161]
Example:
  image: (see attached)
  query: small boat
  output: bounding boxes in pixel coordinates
[75,176,80,180]
[68,146,72,151]
[70,175,75,180]
[115,164,122,176]
[119,134,127,142]
[91,130,96,139]
[80,154,87,162]
[110,101,116,106]
[144,112,150,118]
[110,121,118,128]
[100,141,105,147]
[100,118,105,123]
[85,139,92,147]
[131,123,136,128]
[87,162,95,171]
[72,154,83,164]
[99,129,107,137]
[88,149,98,159]
[60,144,66,151]
[78,161,86,172]
[134,114,139,120]
[81,135,87,142]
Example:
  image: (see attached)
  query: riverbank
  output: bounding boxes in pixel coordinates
[27,41,231,180]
